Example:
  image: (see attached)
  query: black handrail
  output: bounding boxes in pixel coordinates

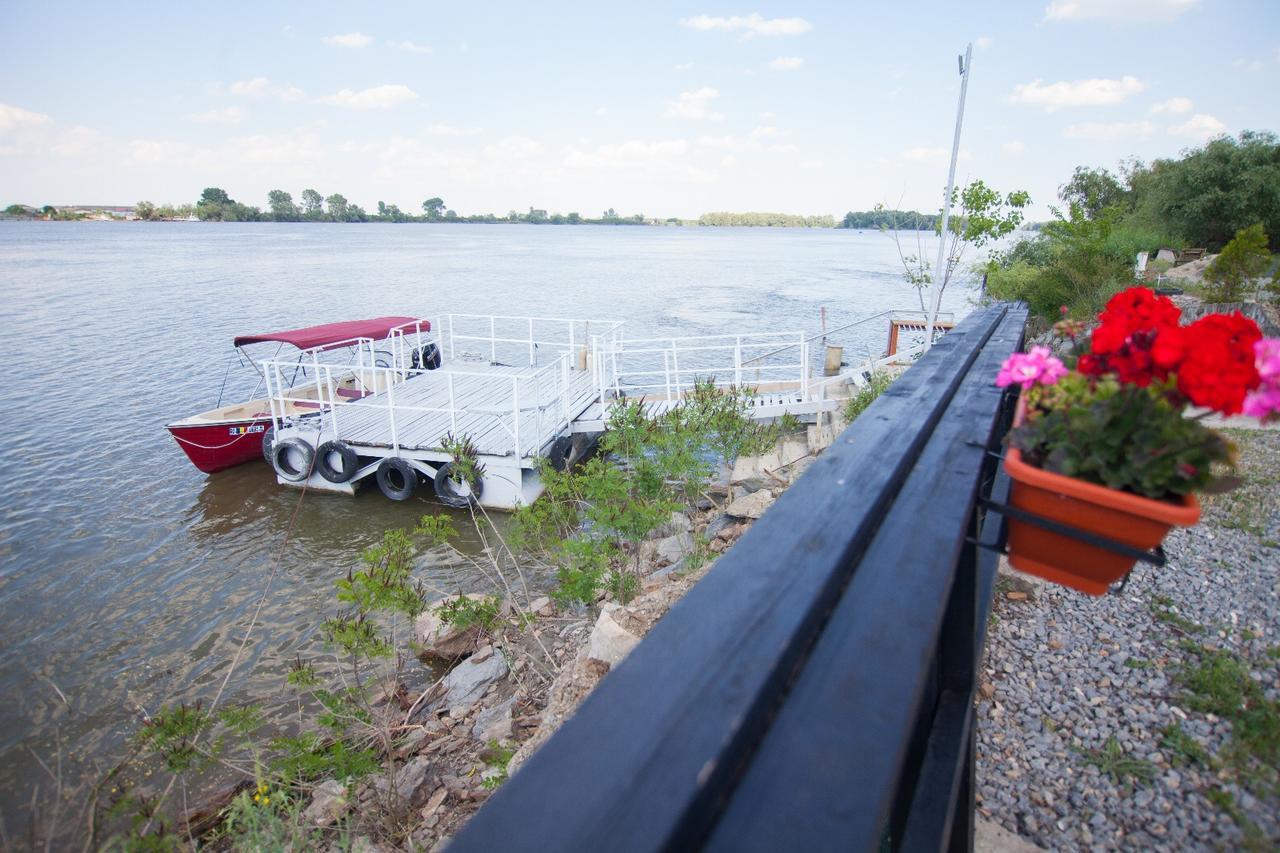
[450,303,1030,853]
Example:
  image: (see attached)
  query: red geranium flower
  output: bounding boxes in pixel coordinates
[1177,312,1262,414]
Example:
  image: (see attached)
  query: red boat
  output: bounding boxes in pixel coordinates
[167,317,433,474]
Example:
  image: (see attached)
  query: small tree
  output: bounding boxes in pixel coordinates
[134,200,157,221]
[1204,223,1271,302]
[421,197,445,220]
[884,180,1030,316]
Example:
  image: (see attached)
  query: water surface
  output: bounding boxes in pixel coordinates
[0,222,979,819]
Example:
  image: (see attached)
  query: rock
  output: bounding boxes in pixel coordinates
[530,596,554,617]
[664,511,692,535]
[371,755,436,809]
[996,559,1046,600]
[655,531,693,564]
[587,609,640,668]
[421,785,448,818]
[302,779,348,826]
[786,455,816,481]
[724,489,776,520]
[645,560,683,588]
[441,651,509,712]
[1006,591,1028,602]
[472,696,516,742]
[415,594,491,659]
[704,514,736,539]
[715,522,747,542]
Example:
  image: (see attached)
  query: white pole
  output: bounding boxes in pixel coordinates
[924,42,972,354]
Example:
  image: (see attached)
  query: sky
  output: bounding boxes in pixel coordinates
[1,1,1277,219]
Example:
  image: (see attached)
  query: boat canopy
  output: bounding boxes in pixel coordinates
[233,317,429,351]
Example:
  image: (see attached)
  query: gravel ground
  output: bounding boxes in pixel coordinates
[976,427,1280,851]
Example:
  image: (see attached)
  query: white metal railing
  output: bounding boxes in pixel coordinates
[445,313,622,367]
[263,352,576,459]
[601,331,811,403]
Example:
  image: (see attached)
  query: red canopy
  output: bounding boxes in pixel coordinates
[234,317,429,351]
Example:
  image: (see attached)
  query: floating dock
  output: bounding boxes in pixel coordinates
[262,312,945,509]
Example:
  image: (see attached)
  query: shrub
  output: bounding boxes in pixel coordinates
[1204,223,1271,303]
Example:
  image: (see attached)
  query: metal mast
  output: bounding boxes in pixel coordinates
[923,42,973,353]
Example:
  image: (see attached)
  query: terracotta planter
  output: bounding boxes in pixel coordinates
[1002,397,1200,596]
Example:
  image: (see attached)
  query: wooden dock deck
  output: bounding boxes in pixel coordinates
[325,362,598,459]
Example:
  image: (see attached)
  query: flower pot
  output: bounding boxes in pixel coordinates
[1002,397,1200,596]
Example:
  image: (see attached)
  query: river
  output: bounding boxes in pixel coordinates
[0,221,980,821]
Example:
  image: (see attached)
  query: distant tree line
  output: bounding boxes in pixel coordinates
[838,209,941,230]
[699,211,835,227]
[134,188,664,226]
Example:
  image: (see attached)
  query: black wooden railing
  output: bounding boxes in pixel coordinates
[451,303,1029,852]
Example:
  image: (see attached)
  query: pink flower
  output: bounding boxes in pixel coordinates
[996,346,1068,389]
[1244,339,1280,422]
[1242,385,1280,422]
[1255,338,1280,384]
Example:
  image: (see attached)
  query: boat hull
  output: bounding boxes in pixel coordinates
[167,418,269,474]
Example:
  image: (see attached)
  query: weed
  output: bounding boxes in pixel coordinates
[480,740,515,790]
[1159,723,1211,768]
[435,594,502,632]
[1150,597,1202,634]
[843,371,896,423]
[1124,657,1152,670]
[1075,737,1157,786]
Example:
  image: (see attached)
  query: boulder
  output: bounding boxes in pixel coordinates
[415,593,492,659]
[472,695,516,742]
[655,531,692,565]
[731,440,810,490]
[441,651,508,712]
[302,779,348,826]
[587,609,640,668]
[370,755,436,809]
[724,489,776,520]
[529,596,554,617]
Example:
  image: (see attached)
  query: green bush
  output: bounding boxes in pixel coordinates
[1204,223,1271,302]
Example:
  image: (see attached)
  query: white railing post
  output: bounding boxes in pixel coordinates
[561,355,571,424]
[326,366,341,438]
[512,377,521,457]
[569,323,576,365]
[490,316,497,363]
[734,336,742,388]
[664,350,673,401]
[528,317,535,366]
[671,339,682,401]
[386,367,400,454]
[447,372,458,434]
[448,314,456,361]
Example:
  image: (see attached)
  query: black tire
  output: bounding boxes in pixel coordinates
[411,343,442,371]
[547,435,573,472]
[261,423,276,464]
[376,457,418,501]
[315,440,359,483]
[433,462,483,508]
[271,437,314,482]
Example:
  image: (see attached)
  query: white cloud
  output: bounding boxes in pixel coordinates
[975,36,993,49]
[1168,113,1226,140]
[232,133,325,165]
[426,123,481,137]
[759,111,776,120]
[594,107,609,117]
[483,136,543,160]
[1149,96,1193,114]
[1232,58,1264,72]
[391,40,432,54]
[319,84,418,109]
[228,77,305,102]
[51,125,102,158]
[664,87,724,121]
[1009,75,1146,110]
[680,13,812,37]
[767,56,804,71]
[562,138,713,184]
[721,155,738,167]
[0,102,52,132]
[190,106,248,125]
[675,62,694,71]
[901,146,972,164]
[1063,120,1154,140]
[800,159,823,169]
[323,32,373,48]
[1002,140,1026,154]
[697,133,796,154]
[1044,0,1197,21]
[748,125,787,139]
